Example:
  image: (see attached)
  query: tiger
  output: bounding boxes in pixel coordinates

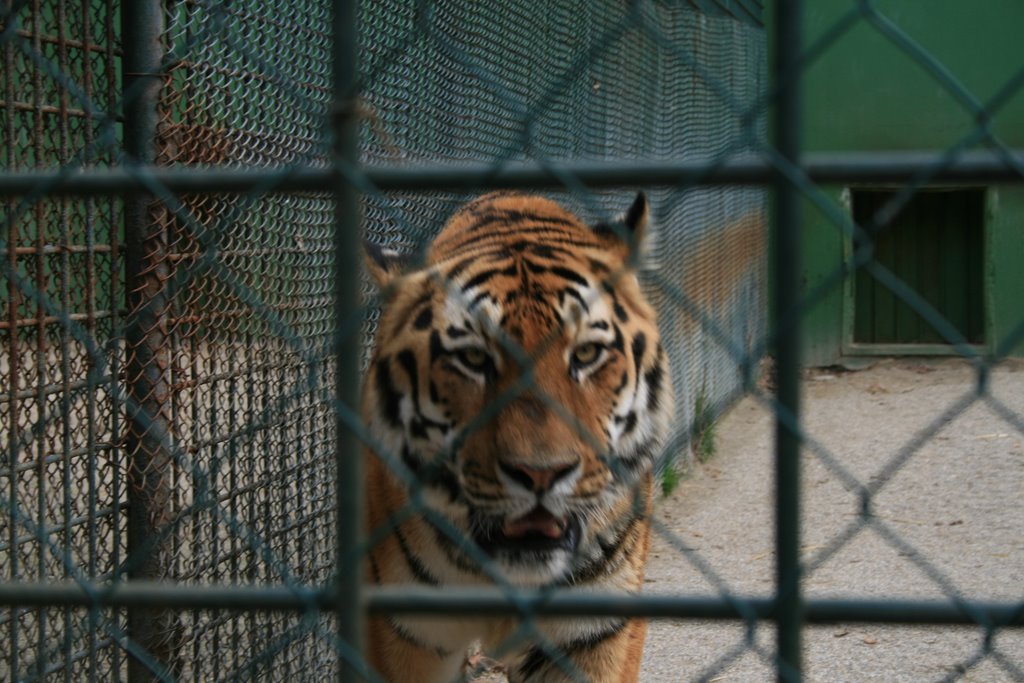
[361,191,674,683]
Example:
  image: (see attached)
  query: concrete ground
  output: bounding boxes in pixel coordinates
[640,358,1024,682]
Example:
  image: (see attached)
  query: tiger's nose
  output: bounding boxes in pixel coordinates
[498,460,580,493]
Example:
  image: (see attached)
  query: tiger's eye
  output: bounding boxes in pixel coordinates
[572,343,601,367]
[458,347,490,370]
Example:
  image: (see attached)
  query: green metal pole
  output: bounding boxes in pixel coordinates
[122,1,177,680]
[772,0,804,681]
[332,1,365,681]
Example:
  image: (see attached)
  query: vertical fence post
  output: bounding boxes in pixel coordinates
[123,1,177,680]
[332,1,365,681]
[772,0,804,681]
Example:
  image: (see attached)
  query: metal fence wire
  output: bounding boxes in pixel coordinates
[1,0,1022,681]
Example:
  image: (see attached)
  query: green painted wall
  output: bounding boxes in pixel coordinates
[787,0,1024,364]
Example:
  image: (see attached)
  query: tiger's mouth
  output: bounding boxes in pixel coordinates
[474,506,581,557]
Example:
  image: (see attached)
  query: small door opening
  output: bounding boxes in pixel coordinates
[852,189,985,346]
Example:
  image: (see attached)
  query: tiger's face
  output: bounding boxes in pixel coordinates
[364,193,673,587]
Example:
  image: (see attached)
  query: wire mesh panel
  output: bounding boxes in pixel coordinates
[1,1,127,679]
[139,1,339,679]
[3,0,340,679]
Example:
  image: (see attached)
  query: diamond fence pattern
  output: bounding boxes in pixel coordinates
[1,0,1022,682]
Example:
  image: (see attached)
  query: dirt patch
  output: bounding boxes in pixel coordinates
[642,358,1024,682]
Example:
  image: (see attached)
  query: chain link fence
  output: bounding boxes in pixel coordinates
[2,0,1022,681]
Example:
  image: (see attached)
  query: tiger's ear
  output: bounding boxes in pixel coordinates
[364,241,410,289]
[592,192,649,265]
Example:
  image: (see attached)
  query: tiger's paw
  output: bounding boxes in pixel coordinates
[462,640,509,683]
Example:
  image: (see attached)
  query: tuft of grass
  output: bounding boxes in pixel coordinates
[692,391,717,464]
[659,391,719,498]
[660,460,682,497]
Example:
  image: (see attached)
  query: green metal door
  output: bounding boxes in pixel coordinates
[852,189,985,347]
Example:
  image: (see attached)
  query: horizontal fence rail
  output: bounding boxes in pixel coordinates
[1,150,1024,197]
[0,582,1020,627]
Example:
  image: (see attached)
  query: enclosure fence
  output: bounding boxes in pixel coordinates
[1,0,1023,682]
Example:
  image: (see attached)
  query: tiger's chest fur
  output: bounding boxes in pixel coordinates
[361,193,673,682]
